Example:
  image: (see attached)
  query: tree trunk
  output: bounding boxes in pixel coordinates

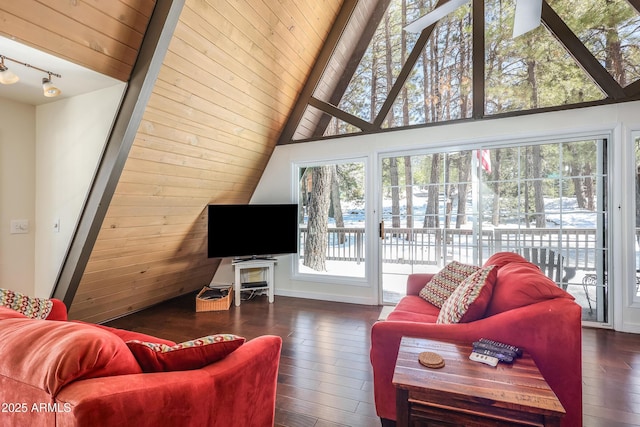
[330,165,345,244]
[532,145,546,228]
[304,166,332,271]
[401,0,413,240]
[404,156,413,239]
[390,158,401,231]
[605,0,625,86]
[424,154,441,228]
[456,152,471,228]
[492,150,502,226]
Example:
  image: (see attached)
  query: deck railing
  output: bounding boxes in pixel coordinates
[299,226,609,271]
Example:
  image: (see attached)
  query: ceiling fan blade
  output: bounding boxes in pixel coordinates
[512,0,543,38]
[404,0,470,33]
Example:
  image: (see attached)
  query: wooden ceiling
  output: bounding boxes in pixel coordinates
[1,0,343,322]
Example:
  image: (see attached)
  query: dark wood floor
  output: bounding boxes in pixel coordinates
[104,292,640,427]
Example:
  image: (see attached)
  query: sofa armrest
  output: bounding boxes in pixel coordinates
[55,335,282,427]
[406,273,434,295]
[370,298,582,427]
[46,298,68,321]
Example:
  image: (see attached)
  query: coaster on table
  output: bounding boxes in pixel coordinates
[418,351,445,369]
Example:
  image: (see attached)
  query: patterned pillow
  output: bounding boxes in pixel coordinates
[437,265,498,324]
[127,334,245,372]
[418,261,480,308]
[0,288,53,319]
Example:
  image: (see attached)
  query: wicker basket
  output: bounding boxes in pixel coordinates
[195,286,233,312]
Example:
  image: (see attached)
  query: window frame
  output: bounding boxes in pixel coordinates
[630,130,640,307]
[291,156,372,287]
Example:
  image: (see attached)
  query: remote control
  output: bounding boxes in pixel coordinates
[478,338,523,357]
[469,351,498,367]
[472,341,518,360]
[471,347,514,363]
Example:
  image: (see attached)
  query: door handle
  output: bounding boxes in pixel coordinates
[379,220,385,240]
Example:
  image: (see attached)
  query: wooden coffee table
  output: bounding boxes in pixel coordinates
[393,337,565,427]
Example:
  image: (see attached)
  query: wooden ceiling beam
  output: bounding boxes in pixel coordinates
[542,1,626,100]
[277,0,359,145]
[52,0,185,307]
[308,97,376,132]
[310,0,392,138]
[624,79,640,99]
[627,0,640,13]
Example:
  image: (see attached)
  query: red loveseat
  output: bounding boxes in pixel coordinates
[370,252,582,427]
[0,298,282,427]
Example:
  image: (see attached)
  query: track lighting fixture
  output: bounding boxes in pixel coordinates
[0,54,61,97]
[42,74,61,97]
[0,56,19,85]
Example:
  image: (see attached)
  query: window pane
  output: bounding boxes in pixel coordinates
[298,162,366,278]
[484,0,606,114]
[484,140,607,321]
[548,0,640,87]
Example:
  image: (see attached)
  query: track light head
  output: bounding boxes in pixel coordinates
[0,57,19,85]
[42,75,61,97]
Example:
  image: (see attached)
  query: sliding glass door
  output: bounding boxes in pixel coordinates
[380,138,609,322]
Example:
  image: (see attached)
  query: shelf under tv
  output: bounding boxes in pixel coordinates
[241,281,268,289]
[232,258,276,307]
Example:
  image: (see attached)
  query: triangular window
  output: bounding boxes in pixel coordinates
[283,0,640,144]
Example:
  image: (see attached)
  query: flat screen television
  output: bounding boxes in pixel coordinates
[207,204,299,259]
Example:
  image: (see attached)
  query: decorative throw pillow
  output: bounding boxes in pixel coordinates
[485,261,574,317]
[127,334,245,372]
[0,318,142,396]
[0,288,53,319]
[419,261,480,308]
[437,265,498,324]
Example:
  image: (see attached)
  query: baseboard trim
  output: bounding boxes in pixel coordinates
[275,289,376,306]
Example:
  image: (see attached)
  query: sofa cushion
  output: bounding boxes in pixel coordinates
[0,318,142,396]
[485,261,574,316]
[437,265,497,324]
[483,252,530,268]
[73,321,177,346]
[127,334,245,372]
[418,261,480,308]
[0,306,28,320]
[387,295,440,323]
[0,288,53,319]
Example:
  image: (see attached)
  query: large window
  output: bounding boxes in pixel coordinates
[286,0,640,144]
[296,160,366,280]
[380,137,609,322]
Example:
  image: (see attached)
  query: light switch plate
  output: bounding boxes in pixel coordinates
[10,219,29,234]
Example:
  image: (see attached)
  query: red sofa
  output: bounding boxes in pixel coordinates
[370,252,582,427]
[0,298,282,427]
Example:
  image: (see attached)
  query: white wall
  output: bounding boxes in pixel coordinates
[34,83,125,297]
[0,99,36,295]
[254,100,640,333]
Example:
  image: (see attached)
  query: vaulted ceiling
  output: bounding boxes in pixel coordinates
[1,0,343,322]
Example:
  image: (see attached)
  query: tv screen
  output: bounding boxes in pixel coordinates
[207,204,299,259]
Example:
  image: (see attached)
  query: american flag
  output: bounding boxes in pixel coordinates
[478,149,491,174]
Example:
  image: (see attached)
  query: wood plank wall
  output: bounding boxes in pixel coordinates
[68,0,343,322]
[0,0,154,81]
